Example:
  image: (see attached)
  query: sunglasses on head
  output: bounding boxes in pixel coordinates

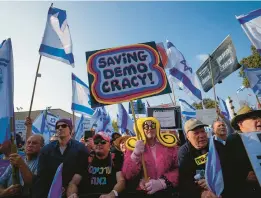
[143,121,156,130]
[94,139,108,145]
[56,124,68,129]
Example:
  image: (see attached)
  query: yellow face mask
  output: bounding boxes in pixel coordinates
[125,117,177,150]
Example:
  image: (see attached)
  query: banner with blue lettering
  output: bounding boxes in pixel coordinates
[86,41,171,108]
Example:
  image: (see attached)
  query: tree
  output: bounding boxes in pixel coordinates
[192,98,216,109]
[112,120,119,132]
[239,45,261,87]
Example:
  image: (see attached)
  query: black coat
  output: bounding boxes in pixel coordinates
[223,133,261,198]
[178,142,208,198]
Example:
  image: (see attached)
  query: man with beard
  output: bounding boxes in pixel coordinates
[67,132,125,198]
[0,134,44,197]
[223,105,261,198]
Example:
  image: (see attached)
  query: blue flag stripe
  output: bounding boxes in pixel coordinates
[179,99,196,110]
[237,8,261,24]
[71,103,94,115]
[72,73,89,88]
[39,44,74,64]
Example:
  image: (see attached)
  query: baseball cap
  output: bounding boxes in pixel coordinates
[184,118,208,133]
[93,132,110,142]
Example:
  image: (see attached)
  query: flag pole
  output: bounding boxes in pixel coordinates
[208,55,218,115]
[130,100,148,181]
[28,55,42,117]
[72,111,75,138]
[10,117,20,185]
[171,82,176,106]
[169,94,175,106]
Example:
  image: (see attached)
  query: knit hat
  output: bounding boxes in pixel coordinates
[55,119,73,131]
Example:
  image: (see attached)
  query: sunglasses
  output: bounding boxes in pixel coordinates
[56,124,68,129]
[94,139,108,145]
[143,121,156,130]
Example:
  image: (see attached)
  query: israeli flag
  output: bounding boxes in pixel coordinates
[0,39,13,144]
[118,103,135,136]
[205,136,224,196]
[71,73,94,116]
[90,108,101,130]
[91,107,113,135]
[48,163,63,198]
[217,96,230,120]
[179,99,196,121]
[32,111,59,144]
[39,6,74,66]
[166,40,202,102]
[244,68,261,96]
[74,115,84,141]
[236,8,261,55]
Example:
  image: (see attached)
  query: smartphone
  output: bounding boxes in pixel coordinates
[84,130,93,141]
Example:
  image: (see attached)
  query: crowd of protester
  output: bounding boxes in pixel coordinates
[0,105,260,198]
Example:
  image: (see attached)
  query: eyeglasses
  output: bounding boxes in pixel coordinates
[94,139,108,145]
[143,121,156,130]
[56,124,68,129]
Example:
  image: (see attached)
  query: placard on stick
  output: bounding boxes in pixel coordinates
[86,41,171,108]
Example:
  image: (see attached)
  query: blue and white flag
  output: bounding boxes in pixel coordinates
[205,136,224,196]
[166,40,202,102]
[71,73,94,116]
[90,107,113,136]
[39,6,74,66]
[32,111,59,144]
[74,115,84,141]
[217,96,230,120]
[90,107,102,130]
[236,85,245,93]
[236,8,261,55]
[118,104,135,136]
[179,99,196,121]
[102,113,114,136]
[0,39,13,144]
[244,68,261,96]
[48,163,63,198]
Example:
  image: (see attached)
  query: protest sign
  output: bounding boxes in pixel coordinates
[147,106,182,130]
[196,35,241,92]
[86,41,171,108]
[240,132,261,186]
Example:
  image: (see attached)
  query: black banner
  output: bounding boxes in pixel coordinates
[196,35,241,92]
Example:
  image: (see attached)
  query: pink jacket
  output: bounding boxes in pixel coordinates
[122,142,179,188]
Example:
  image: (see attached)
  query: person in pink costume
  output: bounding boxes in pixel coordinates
[122,117,179,197]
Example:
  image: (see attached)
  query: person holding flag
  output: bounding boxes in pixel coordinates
[178,119,221,198]
[0,134,44,197]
